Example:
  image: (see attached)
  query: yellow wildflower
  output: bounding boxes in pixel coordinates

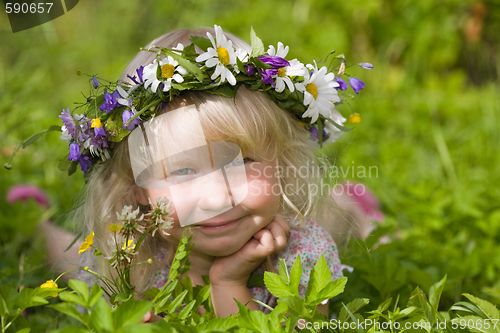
[349,113,362,124]
[107,224,123,232]
[78,231,94,254]
[40,280,59,297]
[91,118,102,128]
[122,240,135,251]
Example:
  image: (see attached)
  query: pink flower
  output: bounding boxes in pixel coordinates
[342,182,384,222]
[7,185,50,208]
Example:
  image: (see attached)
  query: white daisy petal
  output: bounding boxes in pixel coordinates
[151,80,160,93]
[172,73,183,83]
[226,69,237,86]
[206,57,219,68]
[176,66,187,75]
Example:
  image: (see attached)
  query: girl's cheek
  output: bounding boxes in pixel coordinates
[245,164,279,204]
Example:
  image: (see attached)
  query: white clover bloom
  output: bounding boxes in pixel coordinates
[295,62,340,123]
[145,197,174,237]
[324,109,347,143]
[143,44,187,93]
[195,25,237,85]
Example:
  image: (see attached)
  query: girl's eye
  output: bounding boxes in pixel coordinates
[226,157,251,168]
[169,168,196,176]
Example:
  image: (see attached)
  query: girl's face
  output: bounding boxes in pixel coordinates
[139,149,281,257]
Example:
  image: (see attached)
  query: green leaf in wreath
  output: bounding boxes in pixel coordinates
[250,26,265,57]
[105,111,131,143]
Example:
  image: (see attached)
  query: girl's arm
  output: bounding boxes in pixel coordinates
[210,283,261,316]
[209,215,290,317]
[39,220,81,280]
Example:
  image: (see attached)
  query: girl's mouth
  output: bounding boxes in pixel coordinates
[196,216,243,233]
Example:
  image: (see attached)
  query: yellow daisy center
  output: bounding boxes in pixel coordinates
[349,113,362,124]
[217,47,230,66]
[91,118,102,128]
[277,67,286,77]
[306,83,318,99]
[161,64,175,79]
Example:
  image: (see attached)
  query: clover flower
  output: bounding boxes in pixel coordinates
[143,50,187,93]
[116,205,145,238]
[195,25,237,85]
[107,238,137,268]
[78,231,94,254]
[295,62,340,123]
[145,197,174,237]
[40,280,59,297]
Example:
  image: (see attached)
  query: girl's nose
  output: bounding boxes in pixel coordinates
[197,171,233,213]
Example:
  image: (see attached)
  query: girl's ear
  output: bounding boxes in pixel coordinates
[135,187,149,206]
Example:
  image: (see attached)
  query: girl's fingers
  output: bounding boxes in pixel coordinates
[264,221,288,252]
[250,229,275,257]
[271,214,291,236]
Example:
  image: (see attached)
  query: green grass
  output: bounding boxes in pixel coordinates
[1,0,499,321]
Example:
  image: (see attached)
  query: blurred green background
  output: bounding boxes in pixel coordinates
[1,0,500,312]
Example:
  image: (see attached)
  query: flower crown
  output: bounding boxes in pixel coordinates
[56,25,371,176]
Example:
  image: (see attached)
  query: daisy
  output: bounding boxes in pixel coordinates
[195,25,237,85]
[143,45,187,93]
[265,43,306,92]
[324,109,347,143]
[267,42,289,58]
[295,62,340,123]
[274,59,305,93]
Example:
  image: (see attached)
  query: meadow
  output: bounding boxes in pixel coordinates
[1,0,499,331]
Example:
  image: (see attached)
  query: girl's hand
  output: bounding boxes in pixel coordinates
[209,214,290,287]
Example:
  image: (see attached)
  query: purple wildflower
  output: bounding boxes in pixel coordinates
[69,143,80,161]
[334,77,348,91]
[77,155,92,174]
[99,91,120,114]
[260,69,275,87]
[122,110,141,131]
[258,55,290,68]
[92,76,99,89]
[127,66,145,84]
[59,108,76,137]
[93,126,107,138]
[244,64,255,76]
[359,63,374,70]
[349,77,366,94]
[309,124,327,141]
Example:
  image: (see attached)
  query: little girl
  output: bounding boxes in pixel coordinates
[62,26,355,318]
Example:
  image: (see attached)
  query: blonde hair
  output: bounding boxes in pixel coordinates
[77,27,351,293]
